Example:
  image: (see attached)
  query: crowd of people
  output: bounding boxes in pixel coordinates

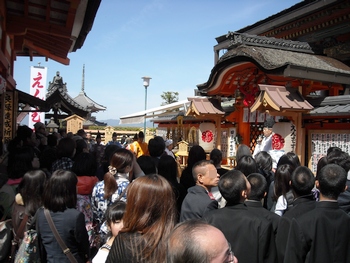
[0,121,350,263]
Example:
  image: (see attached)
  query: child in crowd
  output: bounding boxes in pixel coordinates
[92,201,126,263]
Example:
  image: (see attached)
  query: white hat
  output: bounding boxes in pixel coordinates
[165,139,173,147]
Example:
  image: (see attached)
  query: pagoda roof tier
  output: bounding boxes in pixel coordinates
[74,91,106,112]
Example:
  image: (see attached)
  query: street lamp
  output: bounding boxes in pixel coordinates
[142,76,151,135]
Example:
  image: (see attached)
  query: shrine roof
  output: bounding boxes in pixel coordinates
[221,42,350,75]
[250,84,314,113]
[198,33,350,96]
[83,119,107,126]
[186,97,225,116]
[305,95,350,117]
[46,82,89,118]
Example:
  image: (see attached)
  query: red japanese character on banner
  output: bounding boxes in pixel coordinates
[31,112,41,123]
[32,72,44,89]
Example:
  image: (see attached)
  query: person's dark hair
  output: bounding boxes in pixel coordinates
[137,155,157,175]
[56,137,76,158]
[158,155,178,185]
[77,129,85,137]
[277,152,300,170]
[121,174,176,261]
[103,144,120,163]
[316,156,328,179]
[74,139,87,158]
[236,144,252,163]
[72,152,97,176]
[191,160,213,182]
[18,170,46,215]
[138,131,145,139]
[274,164,294,201]
[47,134,58,147]
[317,164,347,199]
[112,132,117,137]
[219,169,247,205]
[16,125,34,146]
[235,155,257,176]
[187,145,206,169]
[291,166,315,197]
[327,146,342,156]
[105,201,126,228]
[39,146,57,172]
[210,149,223,167]
[327,150,350,173]
[96,145,121,180]
[104,148,134,199]
[167,219,210,263]
[148,136,166,158]
[255,151,272,172]
[43,169,77,212]
[247,173,267,201]
[7,146,36,179]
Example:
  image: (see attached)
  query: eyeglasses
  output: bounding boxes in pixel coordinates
[223,243,235,263]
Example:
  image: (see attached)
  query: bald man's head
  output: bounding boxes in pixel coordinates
[167,219,236,263]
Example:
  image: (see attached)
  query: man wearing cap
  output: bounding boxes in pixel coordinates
[253,118,275,158]
[165,139,175,158]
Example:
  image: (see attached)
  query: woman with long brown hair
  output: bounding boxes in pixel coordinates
[91,148,134,226]
[106,174,177,263]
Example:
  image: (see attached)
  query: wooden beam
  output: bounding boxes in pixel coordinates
[6,15,72,38]
[24,39,70,65]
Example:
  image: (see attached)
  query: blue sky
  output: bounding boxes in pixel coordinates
[14,0,301,122]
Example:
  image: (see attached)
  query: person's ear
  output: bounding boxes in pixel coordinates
[197,174,203,184]
[263,192,267,198]
[241,190,248,199]
[289,180,292,186]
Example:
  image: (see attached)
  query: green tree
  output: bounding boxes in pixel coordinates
[161,91,179,106]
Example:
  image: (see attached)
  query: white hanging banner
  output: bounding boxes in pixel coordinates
[29,66,47,129]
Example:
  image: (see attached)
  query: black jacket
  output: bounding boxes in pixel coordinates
[204,203,277,263]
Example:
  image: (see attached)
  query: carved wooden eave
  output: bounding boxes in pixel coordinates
[6,0,101,65]
[250,84,314,113]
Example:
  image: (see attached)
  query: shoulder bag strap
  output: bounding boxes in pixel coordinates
[15,213,29,239]
[8,213,29,263]
[43,209,78,263]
